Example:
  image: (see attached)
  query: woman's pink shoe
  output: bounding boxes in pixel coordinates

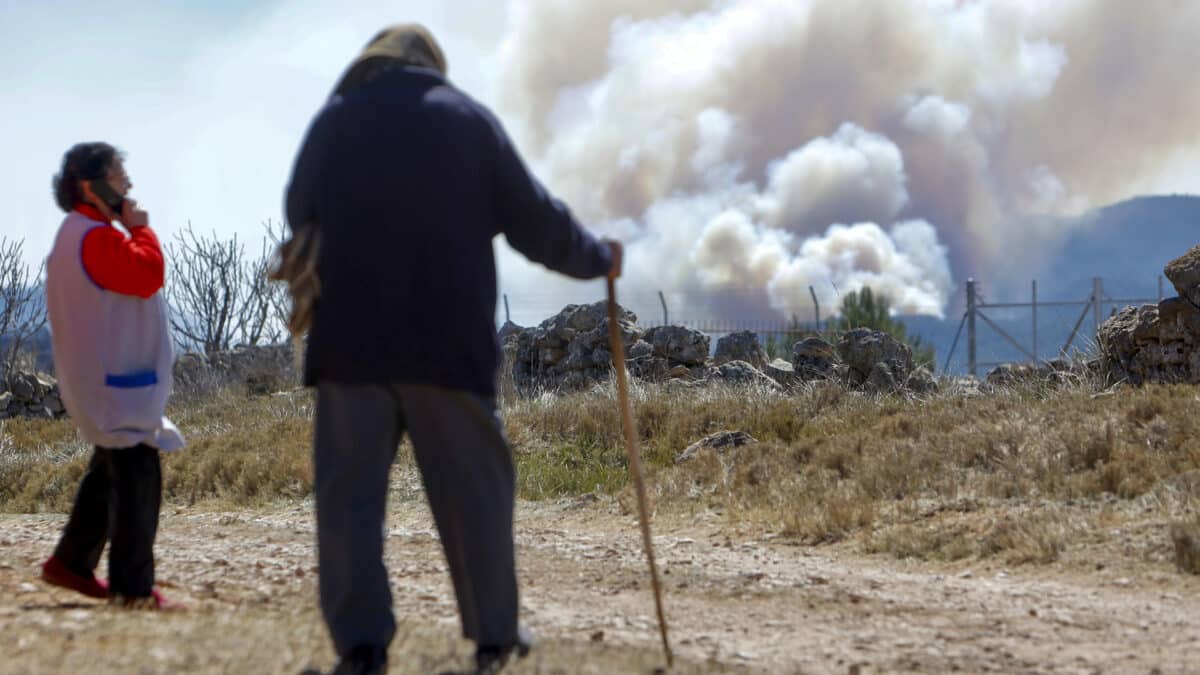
[109,588,179,610]
[40,556,108,599]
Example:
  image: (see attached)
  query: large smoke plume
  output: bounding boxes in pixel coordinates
[492,0,1200,321]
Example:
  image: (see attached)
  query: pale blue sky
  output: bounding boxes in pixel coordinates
[2,0,507,268]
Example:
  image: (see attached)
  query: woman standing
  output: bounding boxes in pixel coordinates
[39,141,184,608]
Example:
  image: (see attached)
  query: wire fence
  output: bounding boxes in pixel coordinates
[943,277,1164,376]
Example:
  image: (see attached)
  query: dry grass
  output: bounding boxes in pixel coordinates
[0,389,314,512]
[2,377,1198,568]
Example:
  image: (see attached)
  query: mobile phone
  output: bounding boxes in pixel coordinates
[89,179,126,214]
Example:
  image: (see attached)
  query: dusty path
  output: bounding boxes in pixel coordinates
[1,496,1198,674]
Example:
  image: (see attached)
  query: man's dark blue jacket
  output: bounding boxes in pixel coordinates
[285,66,612,397]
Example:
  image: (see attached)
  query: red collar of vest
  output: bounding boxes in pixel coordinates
[75,203,112,225]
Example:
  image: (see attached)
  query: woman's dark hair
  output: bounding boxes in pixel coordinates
[52,142,122,212]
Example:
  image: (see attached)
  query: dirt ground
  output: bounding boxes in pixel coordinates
[2,490,1199,675]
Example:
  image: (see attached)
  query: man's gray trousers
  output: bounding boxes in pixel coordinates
[313,381,519,655]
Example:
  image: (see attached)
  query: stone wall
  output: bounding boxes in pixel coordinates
[0,371,65,420]
[1099,245,1200,385]
[0,342,302,421]
[501,303,939,395]
[786,330,936,394]
[173,343,300,396]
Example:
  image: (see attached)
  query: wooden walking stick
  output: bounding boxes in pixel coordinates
[607,277,674,669]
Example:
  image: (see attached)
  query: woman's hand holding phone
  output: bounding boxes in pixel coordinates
[118,199,149,229]
[83,179,148,228]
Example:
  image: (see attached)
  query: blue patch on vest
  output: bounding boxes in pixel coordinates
[105,371,158,388]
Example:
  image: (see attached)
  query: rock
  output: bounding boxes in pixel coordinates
[986,363,1057,387]
[35,373,56,392]
[24,403,51,419]
[676,431,758,464]
[628,340,654,360]
[767,358,793,372]
[1165,244,1200,309]
[497,320,524,344]
[173,343,299,396]
[539,347,568,367]
[643,325,710,366]
[6,372,37,401]
[866,361,899,392]
[837,329,913,391]
[711,360,782,391]
[543,302,638,345]
[43,394,64,415]
[669,364,691,379]
[1158,297,1200,343]
[505,301,643,392]
[0,391,11,410]
[905,366,938,394]
[792,337,839,380]
[1099,300,1199,385]
[1098,305,1158,383]
[172,352,211,388]
[629,356,671,382]
[763,359,801,389]
[713,331,767,369]
[838,329,913,377]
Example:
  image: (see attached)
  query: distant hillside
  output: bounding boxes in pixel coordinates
[1040,194,1199,299]
[908,194,1198,373]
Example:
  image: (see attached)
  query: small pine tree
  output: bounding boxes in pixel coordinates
[763,314,807,361]
[835,287,936,369]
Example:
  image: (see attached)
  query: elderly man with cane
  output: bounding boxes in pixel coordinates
[281,25,621,675]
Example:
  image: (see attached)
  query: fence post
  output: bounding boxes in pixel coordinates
[809,285,820,331]
[658,290,669,326]
[1031,280,1038,364]
[1093,277,1104,340]
[967,278,977,378]
[504,294,511,324]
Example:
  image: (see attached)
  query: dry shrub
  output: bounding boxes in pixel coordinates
[781,486,877,543]
[1170,518,1200,575]
[161,389,313,506]
[863,521,975,562]
[0,417,92,511]
[978,512,1067,565]
[865,508,1072,564]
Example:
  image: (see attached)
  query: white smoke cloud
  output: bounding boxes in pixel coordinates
[599,162,953,321]
[902,96,972,141]
[492,0,1200,323]
[757,123,909,234]
[773,220,951,317]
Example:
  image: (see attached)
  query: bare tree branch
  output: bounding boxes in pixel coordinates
[0,237,48,379]
[164,223,289,355]
[262,219,292,337]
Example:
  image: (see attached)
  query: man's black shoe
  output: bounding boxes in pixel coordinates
[439,626,534,675]
[474,625,534,674]
[328,644,388,675]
